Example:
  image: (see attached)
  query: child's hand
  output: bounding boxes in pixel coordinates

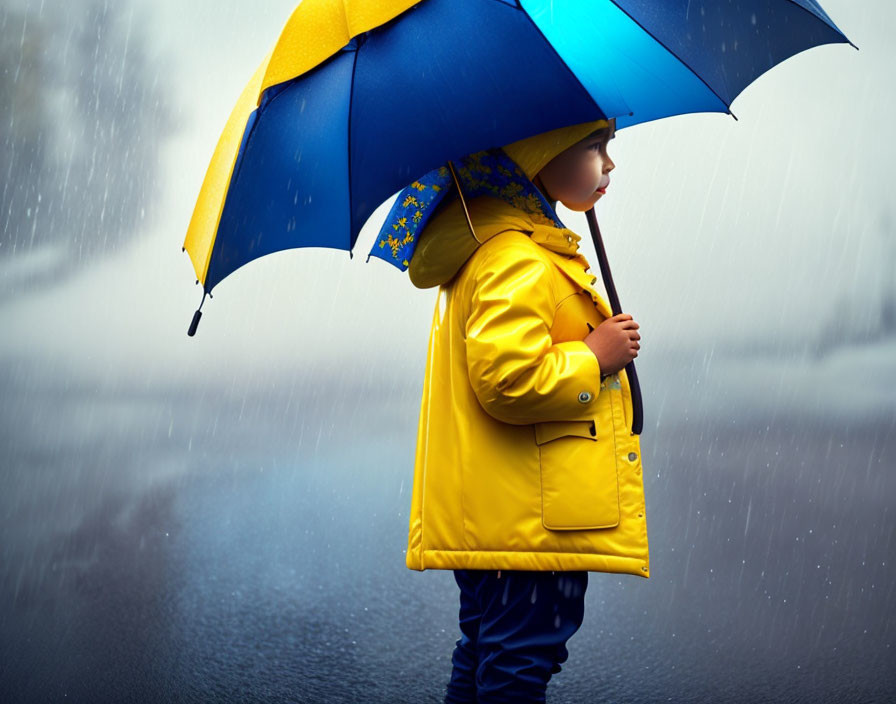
[583,313,640,376]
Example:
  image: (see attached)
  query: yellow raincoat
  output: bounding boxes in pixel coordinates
[405,121,650,578]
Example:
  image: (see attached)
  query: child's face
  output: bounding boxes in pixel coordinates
[535,118,616,212]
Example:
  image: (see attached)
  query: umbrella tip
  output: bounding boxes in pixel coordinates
[849,40,860,51]
[728,110,739,122]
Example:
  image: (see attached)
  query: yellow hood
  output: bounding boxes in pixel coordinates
[407,119,608,289]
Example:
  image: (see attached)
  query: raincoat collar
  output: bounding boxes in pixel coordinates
[393,186,613,318]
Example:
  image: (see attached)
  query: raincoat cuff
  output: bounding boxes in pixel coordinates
[558,339,602,379]
[554,339,604,412]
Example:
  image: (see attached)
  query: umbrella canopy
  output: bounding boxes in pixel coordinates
[182,0,855,298]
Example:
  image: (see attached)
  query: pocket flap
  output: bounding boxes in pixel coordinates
[534,419,597,445]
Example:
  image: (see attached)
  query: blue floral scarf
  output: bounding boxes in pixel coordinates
[367,148,566,271]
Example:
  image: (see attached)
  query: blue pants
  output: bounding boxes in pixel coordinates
[445,569,588,703]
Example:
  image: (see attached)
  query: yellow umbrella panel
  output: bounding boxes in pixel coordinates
[182,0,420,290]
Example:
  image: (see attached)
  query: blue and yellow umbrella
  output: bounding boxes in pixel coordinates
[182,0,855,338]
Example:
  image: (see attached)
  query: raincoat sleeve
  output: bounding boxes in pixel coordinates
[464,239,603,425]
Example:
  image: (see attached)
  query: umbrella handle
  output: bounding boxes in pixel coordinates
[187,290,210,337]
[585,208,643,436]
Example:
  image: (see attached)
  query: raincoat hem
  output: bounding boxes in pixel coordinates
[407,548,649,578]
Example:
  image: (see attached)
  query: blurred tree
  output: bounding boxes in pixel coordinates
[1,4,52,258]
[0,0,177,296]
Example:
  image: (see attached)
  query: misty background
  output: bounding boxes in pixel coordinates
[1,0,893,702]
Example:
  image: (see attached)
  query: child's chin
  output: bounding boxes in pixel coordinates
[560,199,598,212]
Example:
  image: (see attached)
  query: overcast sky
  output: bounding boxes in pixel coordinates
[0,0,892,421]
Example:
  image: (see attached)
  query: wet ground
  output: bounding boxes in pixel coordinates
[1,362,894,703]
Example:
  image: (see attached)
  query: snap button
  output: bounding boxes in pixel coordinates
[566,234,572,242]
[628,452,638,461]
[577,390,593,404]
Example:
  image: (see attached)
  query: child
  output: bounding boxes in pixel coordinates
[402,117,648,703]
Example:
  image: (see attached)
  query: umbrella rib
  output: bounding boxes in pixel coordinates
[517,4,612,120]
[347,43,360,253]
[606,0,735,117]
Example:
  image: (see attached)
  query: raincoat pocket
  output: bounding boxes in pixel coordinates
[534,418,620,530]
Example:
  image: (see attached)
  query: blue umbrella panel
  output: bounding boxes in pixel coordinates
[188,0,855,293]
